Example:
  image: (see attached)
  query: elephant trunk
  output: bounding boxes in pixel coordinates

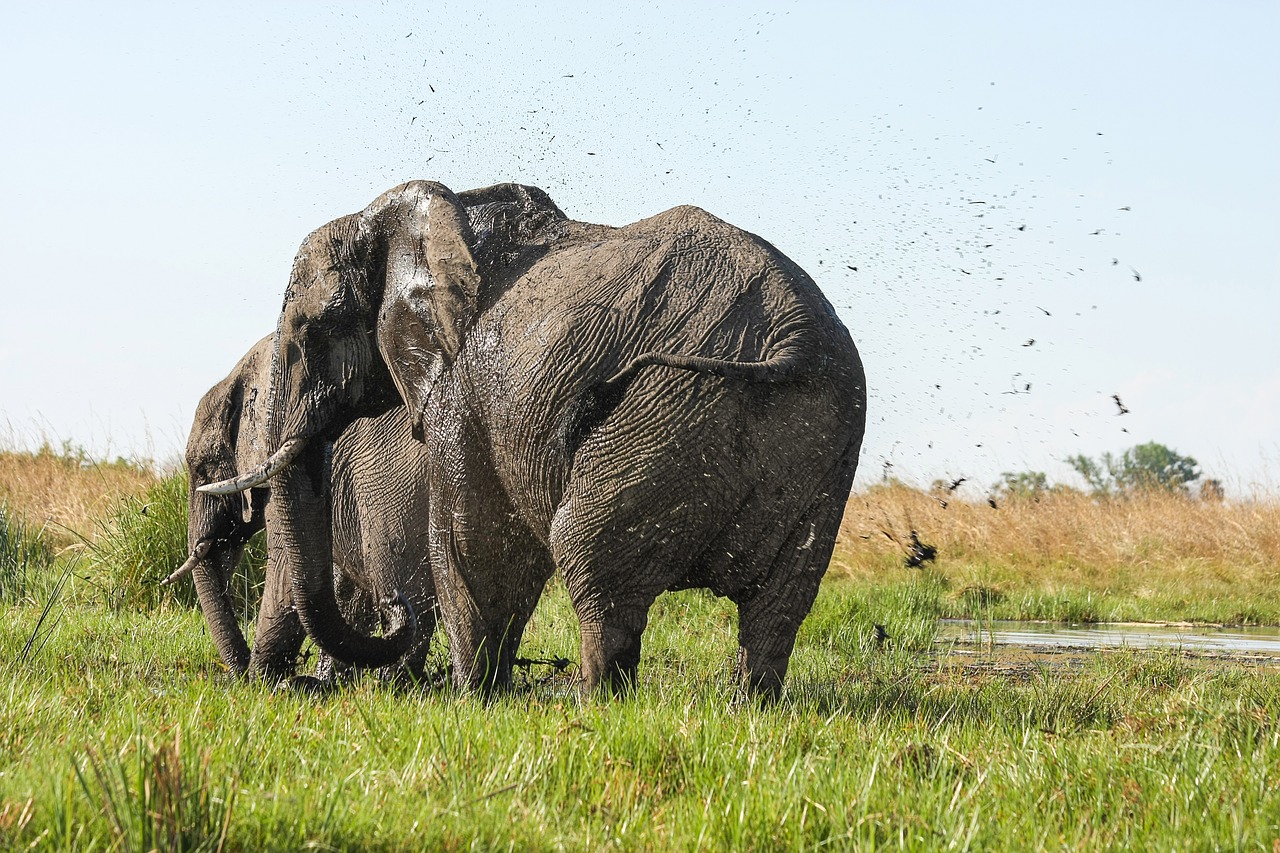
[188,546,251,676]
[271,440,416,668]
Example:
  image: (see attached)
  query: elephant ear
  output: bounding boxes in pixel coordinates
[230,341,272,524]
[377,185,480,438]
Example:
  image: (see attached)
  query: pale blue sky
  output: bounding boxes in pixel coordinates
[1,2,1276,495]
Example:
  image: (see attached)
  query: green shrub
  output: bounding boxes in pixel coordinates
[92,470,266,613]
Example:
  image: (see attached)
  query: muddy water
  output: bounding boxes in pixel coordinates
[938,620,1280,658]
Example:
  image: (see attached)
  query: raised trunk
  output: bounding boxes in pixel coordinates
[272,441,416,668]
[190,548,250,675]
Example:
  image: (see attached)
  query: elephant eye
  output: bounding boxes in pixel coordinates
[314,286,359,327]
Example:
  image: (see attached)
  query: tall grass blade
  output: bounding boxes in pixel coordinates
[0,500,55,604]
[74,728,239,853]
[17,555,74,665]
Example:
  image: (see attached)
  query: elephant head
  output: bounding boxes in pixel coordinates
[201,182,563,669]
[165,338,273,675]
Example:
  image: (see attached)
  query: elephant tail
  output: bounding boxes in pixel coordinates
[605,343,819,388]
[561,330,822,454]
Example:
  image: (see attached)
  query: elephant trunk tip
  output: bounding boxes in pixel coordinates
[161,552,200,586]
[378,589,419,657]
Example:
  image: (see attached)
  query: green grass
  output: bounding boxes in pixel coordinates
[944,580,1280,626]
[3,459,1279,848]
[839,565,1280,627]
[3,579,1280,850]
[84,470,266,615]
[0,501,57,606]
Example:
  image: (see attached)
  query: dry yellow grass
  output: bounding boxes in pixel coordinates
[0,447,156,545]
[3,440,1278,619]
[832,482,1280,619]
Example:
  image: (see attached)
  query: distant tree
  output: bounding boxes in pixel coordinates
[1121,442,1199,492]
[1065,453,1114,495]
[992,470,1049,501]
[1066,442,1200,496]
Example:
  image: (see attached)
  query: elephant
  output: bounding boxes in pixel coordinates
[168,334,437,683]
[203,180,866,700]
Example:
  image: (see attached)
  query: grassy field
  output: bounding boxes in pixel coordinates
[837,481,1280,626]
[2,446,1280,850]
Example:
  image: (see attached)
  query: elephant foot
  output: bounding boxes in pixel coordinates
[729,680,785,709]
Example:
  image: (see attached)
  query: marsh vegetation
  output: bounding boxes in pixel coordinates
[2,445,1278,849]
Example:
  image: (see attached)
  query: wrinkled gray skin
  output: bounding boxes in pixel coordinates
[175,335,436,682]
[205,181,865,700]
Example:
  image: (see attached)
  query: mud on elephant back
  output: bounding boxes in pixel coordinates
[169,334,438,685]
[202,180,866,700]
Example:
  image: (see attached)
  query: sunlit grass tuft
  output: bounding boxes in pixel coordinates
[72,728,237,853]
[90,471,196,610]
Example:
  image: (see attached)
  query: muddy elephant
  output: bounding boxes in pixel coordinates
[169,334,436,682]
[204,181,865,699]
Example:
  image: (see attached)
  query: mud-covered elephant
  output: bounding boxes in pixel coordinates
[204,181,866,699]
[169,334,437,682]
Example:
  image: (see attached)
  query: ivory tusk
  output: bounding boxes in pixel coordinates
[161,552,201,586]
[197,437,306,495]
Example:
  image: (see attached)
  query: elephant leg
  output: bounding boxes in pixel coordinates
[248,542,306,681]
[432,511,552,694]
[551,484,692,697]
[313,652,337,683]
[249,595,305,680]
[373,558,440,686]
[554,531,654,696]
[442,592,542,693]
[733,484,850,701]
[320,569,372,683]
[576,605,652,696]
[387,601,438,685]
[734,591,816,702]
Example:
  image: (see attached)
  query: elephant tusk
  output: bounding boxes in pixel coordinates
[197,437,306,495]
[160,552,201,586]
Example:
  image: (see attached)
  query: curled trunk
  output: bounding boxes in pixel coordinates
[271,441,416,668]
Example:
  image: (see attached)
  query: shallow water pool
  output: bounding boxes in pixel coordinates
[938,620,1280,657]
